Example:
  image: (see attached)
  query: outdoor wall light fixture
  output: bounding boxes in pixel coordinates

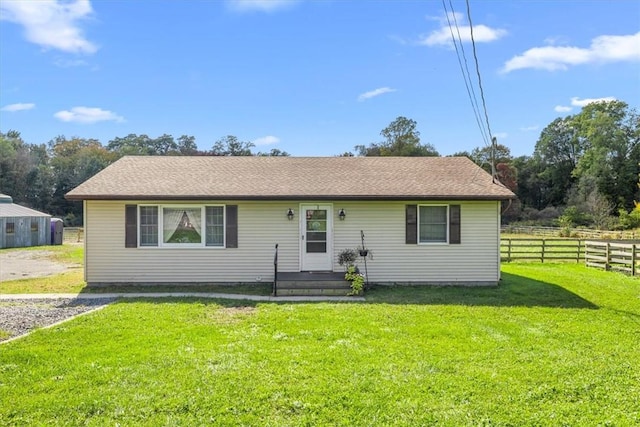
[338,209,346,220]
[287,208,294,220]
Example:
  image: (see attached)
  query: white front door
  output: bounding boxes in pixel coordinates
[300,204,333,271]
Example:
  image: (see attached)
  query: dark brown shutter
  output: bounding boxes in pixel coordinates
[406,205,417,244]
[226,205,238,248]
[449,204,461,244]
[125,205,137,248]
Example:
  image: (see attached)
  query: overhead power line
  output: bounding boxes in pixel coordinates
[442,0,489,147]
[442,0,498,182]
[465,0,494,147]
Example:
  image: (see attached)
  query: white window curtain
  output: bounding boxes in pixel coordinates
[188,208,202,236]
[163,208,185,242]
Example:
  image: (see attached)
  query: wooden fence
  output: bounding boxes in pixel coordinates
[502,225,637,240]
[501,238,584,263]
[585,241,640,276]
[63,227,84,243]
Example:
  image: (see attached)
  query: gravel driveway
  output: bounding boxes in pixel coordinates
[0,246,102,343]
[0,298,115,343]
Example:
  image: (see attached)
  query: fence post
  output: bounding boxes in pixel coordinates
[507,238,511,262]
[605,243,610,271]
[632,244,637,276]
[577,239,582,263]
[541,238,545,263]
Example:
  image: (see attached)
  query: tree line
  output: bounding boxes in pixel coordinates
[1,100,638,229]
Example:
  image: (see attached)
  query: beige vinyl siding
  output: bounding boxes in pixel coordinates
[332,201,500,284]
[85,200,299,283]
[85,199,500,284]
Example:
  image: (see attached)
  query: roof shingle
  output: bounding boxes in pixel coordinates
[65,156,515,201]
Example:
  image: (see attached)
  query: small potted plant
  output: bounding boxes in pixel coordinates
[338,248,358,271]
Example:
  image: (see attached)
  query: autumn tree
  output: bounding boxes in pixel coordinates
[49,136,117,223]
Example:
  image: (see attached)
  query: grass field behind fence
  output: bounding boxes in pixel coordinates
[501,238,584,262]
[1,264,639,425]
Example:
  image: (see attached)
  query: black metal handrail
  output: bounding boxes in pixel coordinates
[273,243,279,297]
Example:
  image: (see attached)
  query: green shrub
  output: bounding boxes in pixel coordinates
[345,265,364,296]
[617,207,640,230]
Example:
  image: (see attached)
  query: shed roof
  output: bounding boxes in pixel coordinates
[0,201,51,218]
[65,156,515,201]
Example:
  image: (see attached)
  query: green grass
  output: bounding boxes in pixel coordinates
[1,264,639,425]
[0,270,87,294]
[0,245,86,294]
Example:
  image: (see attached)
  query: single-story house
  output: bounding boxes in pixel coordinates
[0,194,52,249]
[65,156,514,287]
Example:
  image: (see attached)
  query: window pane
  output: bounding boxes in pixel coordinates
[420,224,447,242]
[306,209,326,220]
[163,208,202,244]
[419,206,447,243]
[306,231,326,242]
[307,242,327,253]
[206,206,224,247]
[140,206,158,246]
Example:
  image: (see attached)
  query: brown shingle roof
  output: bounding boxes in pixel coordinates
[65,156,515,201]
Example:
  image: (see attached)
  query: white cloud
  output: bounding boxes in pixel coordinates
[520,125,539,132]
[570,96,616,107]
[0,0,97,54]
[493,132,508,140]
[357,87,396,102]
[253,135,280,146]
[419,12,506,47]
[502,32,640,73]
[54,106,124,124]
[554,105,573,113]
[553,96,616,113]
[1,103,35,112]
[226,0,299,12]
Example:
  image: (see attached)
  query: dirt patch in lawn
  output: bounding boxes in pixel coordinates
[0,249,79,282]
[207,306,258,325]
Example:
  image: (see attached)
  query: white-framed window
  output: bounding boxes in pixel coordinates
[138,205,225,248]
[418,205,448,243]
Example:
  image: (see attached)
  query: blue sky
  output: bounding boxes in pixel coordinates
[1,0,638,157]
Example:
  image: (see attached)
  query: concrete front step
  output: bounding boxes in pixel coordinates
[277,280,349,289]
[275,271,352,296]
[275,286,352,296]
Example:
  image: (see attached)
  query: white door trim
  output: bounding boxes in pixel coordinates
[299,203,333,271]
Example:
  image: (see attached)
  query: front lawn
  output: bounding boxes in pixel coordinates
[1,264,639,425]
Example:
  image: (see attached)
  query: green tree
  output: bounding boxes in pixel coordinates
[211,135,255,156]
[572,101,640,210]
[107,133,189,156]
[257,148,290,157]
[469,143,512,173]
[177,135,199,155]
[0,131,53,210]
[510,155,548,210]
[355,116,439,156]
[530,117,583,207]
[107,134,155,155]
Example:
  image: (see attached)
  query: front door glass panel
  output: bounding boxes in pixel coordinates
[306,209,327,253]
